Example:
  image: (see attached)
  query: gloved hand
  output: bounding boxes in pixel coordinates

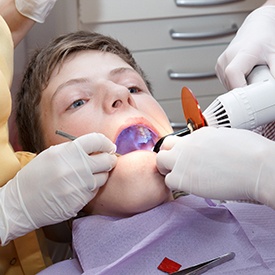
[156,127,275,209]
[15,0,57,23]
[0,133,117,245]
[215,5,275,90]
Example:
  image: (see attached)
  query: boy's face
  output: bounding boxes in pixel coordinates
[40,50,174,217]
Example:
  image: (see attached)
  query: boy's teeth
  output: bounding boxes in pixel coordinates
[115,125,157,155]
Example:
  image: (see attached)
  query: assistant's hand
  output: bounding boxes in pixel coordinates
[15,0,57,23]
[215,5,275,90]
[0,133,117,245]
[156,127,275,209]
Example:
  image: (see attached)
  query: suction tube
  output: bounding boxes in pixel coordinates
[203,65,275,130]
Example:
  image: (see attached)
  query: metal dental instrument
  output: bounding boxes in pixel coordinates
[170,252,235,275]
[55,130,121,156]
[56,130,77,141]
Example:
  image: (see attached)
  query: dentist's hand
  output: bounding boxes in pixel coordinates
[156,127,275,209]
[0,133,117,245]
[216,5,275,90]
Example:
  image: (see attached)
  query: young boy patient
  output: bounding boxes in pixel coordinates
[16,31,275,274]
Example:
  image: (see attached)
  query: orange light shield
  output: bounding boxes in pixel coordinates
[181,86,206,130]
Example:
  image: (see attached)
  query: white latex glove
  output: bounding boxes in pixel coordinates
[0,133,117,245]
[156,127,275,209]
[215,5,275,90]
[15,0,57,23]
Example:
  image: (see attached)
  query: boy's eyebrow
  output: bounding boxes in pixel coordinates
[53,78,90,99]
[109,67,136,76]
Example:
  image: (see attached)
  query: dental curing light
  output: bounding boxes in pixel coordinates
[203,65,275,130]
[153,65,275,152]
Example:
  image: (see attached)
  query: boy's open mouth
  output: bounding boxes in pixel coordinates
[115,125,158,155]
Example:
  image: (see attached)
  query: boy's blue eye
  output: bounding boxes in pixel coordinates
[128,87,140,94]
[71,99,85,109]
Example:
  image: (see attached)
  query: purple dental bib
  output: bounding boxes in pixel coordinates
[39,196,275,275]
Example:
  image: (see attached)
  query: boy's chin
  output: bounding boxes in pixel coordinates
[116,150,159,175]
[115,149,160,174]
[119,149,156,157]
[85,149,172,217]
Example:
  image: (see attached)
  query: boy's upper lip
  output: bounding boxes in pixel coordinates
[114,118,160,155]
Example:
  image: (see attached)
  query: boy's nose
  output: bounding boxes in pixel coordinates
[104,85,136,112]
[112,99,123,108]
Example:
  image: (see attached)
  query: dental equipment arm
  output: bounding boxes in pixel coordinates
[0,133,117,245]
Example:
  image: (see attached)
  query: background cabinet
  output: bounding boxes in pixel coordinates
[75,0,266,127]
[13,0,266,130]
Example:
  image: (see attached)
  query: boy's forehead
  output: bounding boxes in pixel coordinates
[45,51,141,96]
[54,50,135,78]
[67,50,130,67]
